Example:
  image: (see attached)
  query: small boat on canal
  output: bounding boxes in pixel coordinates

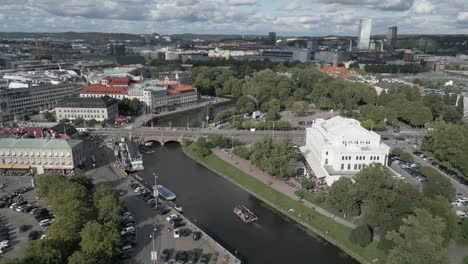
[233,205,258,223]
[154,185,176,201]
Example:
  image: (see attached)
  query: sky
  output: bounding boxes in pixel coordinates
[0,0,467,36]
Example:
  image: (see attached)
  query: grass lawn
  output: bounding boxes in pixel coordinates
[184,145,384,264]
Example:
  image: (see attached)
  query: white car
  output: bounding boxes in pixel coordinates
[39,219,52,227]
[173,229,180,239]
[8,203,17,209]
[456,211,467,218]
[166,214,178,222]
[452,202,463,207]
[121,226,135,235]
[133,187,144,193]
[459,197,468,202]
[0,241,9,248]
[16,205,29,212]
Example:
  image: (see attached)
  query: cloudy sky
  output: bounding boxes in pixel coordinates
[0,0,466,36]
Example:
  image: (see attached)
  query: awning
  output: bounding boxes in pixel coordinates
[0,165,12,169]
[11,165,30,169]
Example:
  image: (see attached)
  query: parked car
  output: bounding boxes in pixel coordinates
[166,214,178,222]
[200,254,210,264]
[173,229,180,239]
[192,231,202,241]
[188,251,197,264]
[28,231,40,240]
[121,226,135,235]
[160,249,171,262]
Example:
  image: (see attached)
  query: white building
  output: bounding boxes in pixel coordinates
[357,18,372,50]
[463,92,468,117]
[300,116,390,186]
[0,138,85,174]
[55,96,119,122]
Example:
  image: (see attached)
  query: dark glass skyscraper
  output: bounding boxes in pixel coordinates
[387,26,397,52]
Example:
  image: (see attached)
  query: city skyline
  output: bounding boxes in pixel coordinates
[0,0,467,36]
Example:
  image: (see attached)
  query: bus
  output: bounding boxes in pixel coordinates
[91,155,96,167]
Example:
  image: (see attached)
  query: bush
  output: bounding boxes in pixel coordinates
[460,220,468,243]
[187,140,211,158]
[233,146,251,160]
[349,224,373,247]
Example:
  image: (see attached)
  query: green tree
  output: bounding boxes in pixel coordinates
[421,167,455,201]
[74,117,85,127]
[23,240,65,264]
[67,251,98,264]
[349,224,373,247]
[60,118,70,124]
[327,177,360,216]
[460,220,468,243]
[385,208,449,264]
[249,137,295,179]
[421,196,459,244]
[43,111,56,122]
[93,186,125,225]
[291,101,308,116]
[80,222,121,261]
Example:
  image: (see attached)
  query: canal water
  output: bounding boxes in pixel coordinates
[141,143,357,264]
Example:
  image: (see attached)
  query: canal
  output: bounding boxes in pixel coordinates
[141,143,357,264]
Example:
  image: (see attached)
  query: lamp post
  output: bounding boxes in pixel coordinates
[149,227,158,264]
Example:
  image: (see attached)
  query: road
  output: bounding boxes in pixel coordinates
[90,127,306,145]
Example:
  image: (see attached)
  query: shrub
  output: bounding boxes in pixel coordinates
[349,224,373,247]
[233,146,251,160]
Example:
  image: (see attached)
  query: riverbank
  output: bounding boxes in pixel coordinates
[183,145,385,264]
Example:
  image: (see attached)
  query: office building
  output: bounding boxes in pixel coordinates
[387,26,397,52]
[56,96,119,122]
[110,44,126,56]
[0,81,84,122]
[268,32,277,46]
[357,18,372,50]
[300,116,390,186]
[80,76,135,100]
[0,138,85,174]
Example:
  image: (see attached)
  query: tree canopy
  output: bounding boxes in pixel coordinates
[385,208,449,264]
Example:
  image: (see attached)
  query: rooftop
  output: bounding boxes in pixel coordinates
[57,96,118,108]
[80,84,129,95]
[0,138,82,149]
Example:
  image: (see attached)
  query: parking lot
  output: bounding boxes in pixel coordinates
[0,177,51,259]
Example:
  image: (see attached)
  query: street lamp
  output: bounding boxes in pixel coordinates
[149,227,158,264]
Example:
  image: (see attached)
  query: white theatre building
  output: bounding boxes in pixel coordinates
[300,116,390,186]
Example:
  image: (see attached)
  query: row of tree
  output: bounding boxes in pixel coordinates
[118,98,143,116]
[327,164,466,264]
[421,120,468,180]
[2,175,125,264]
[233,137,296,179]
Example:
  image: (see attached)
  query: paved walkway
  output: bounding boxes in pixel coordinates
[212,148,356,229]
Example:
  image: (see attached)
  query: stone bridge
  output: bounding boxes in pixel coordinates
[92,127,306,146]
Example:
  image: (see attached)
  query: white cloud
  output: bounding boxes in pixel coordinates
[226,0,257,6]
[0,0,462,35]
[412,0,434,14]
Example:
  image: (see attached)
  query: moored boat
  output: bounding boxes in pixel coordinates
[233,205,258,223]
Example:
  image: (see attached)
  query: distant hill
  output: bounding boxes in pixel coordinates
[0,31,145,41]
[397,35,468,54]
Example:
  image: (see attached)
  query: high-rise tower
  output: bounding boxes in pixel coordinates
[357,18,372,50]
[387,26,397,52]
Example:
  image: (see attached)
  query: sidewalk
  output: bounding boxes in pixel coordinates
[212,148,356,229]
